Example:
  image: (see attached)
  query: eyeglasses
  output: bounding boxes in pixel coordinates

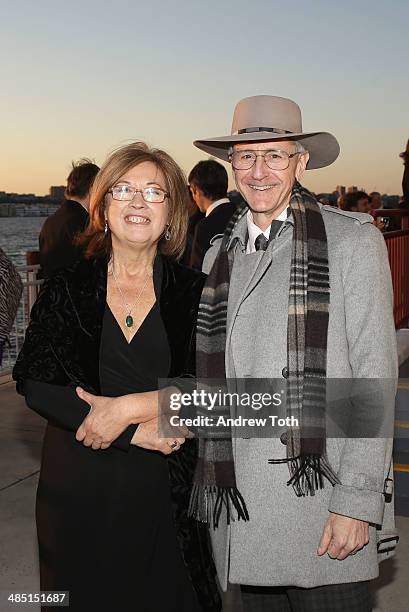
[229,149,301,171]
[109,184,169,203]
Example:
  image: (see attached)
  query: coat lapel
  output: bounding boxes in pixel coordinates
[226,249,264,337]
[225,214,271,343]
[240,218,294,304]
[225,217,294,364]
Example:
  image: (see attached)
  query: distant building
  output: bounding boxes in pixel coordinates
[49,186,65,200]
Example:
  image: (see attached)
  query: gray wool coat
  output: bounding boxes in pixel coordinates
[202,204,398,590]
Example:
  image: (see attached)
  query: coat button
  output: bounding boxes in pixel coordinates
[280,432,288,445]
[281,366,289,379]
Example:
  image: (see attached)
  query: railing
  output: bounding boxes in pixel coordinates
[1,211,409,375]
[0,264,43,376]
[372,209,409,329]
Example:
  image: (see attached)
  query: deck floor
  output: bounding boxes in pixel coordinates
[1,379,408,612]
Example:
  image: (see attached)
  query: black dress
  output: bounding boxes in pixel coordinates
[36,302,200,611]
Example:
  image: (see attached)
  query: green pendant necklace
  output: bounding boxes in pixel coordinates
[111,264,153,329]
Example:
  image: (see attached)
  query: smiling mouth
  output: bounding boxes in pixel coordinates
[249,184,277,191]
[124,215,150,224]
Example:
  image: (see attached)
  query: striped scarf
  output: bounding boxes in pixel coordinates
[189,182,340,528]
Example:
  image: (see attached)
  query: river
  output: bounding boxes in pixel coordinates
[0,217,45,267]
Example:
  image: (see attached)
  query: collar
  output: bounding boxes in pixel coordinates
[65,199,88,212]
[225,205,292,252]
[246,207,289,252]
[205,197,230,217]
[246,209,270,248]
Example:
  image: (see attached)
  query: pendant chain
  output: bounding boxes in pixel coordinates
[110,264,153,328]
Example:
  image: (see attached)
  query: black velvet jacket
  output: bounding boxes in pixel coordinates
[13,254,221,612]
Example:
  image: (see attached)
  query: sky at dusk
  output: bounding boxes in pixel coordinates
[0,0,408,196]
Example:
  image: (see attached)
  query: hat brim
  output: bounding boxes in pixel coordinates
[194,131,340,170]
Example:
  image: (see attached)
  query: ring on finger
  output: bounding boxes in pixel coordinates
[169,440,179,450]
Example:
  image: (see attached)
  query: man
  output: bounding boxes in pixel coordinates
[344,190,388,230]
[190,96,397,611]
[343,190,371,213]
[368,191,383,211]
[39,158,99,276]
[188,160,235,269]
[399,140,409,206]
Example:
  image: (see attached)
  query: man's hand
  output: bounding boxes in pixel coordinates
[317,512,369,560]
[75,387,132,449]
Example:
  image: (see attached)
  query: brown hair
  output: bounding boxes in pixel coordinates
[65,158,100,199]
[79,142,189,260]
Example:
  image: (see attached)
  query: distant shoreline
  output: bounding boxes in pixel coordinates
[0,204,58,218]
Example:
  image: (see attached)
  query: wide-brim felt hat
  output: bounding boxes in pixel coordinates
[194,95,340,170]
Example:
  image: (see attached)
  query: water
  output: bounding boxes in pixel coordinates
[0,217,45,267]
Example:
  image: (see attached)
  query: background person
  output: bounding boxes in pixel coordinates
[13,142,220,612]
[400,139,409,207]
[39,158,99,277]
[344,190,386,229]
[188,160,235,270]
[343,190,371,213]
[179,184,204,266]
[0,247,23,365]
[369,191,383,211]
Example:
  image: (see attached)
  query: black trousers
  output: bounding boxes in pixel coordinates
[241,581,371,612]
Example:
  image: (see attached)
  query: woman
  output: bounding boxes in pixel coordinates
[13,142,221,612]
[0,247,22,365]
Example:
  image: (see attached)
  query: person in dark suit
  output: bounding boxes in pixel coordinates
[400,139,409,207]
[188,160,235,269]
[39,159,99,277]
[179,187,204,266]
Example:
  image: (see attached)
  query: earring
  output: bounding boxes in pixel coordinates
[104,220,108,234]
[164,224,171,241]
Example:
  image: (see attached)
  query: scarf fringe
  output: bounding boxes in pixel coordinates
[268,455,340,497]
[188,484,249,529]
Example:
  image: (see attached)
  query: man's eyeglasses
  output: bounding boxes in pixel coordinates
[109,184,169,203]
[229,149,301,171]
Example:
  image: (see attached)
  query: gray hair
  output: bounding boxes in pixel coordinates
[293,140,307,154]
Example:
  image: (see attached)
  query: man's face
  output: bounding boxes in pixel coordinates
[369,194,382,210]
[232,140,309,229]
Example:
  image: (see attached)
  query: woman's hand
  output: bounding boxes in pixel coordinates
[74,386,188,450]
[75,387,133,450]
[131,417,188,455]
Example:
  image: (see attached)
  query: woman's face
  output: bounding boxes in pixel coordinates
[106,161,169,251]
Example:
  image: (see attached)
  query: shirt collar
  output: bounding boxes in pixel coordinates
[205,197,230,217]
[246,206,290,253]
